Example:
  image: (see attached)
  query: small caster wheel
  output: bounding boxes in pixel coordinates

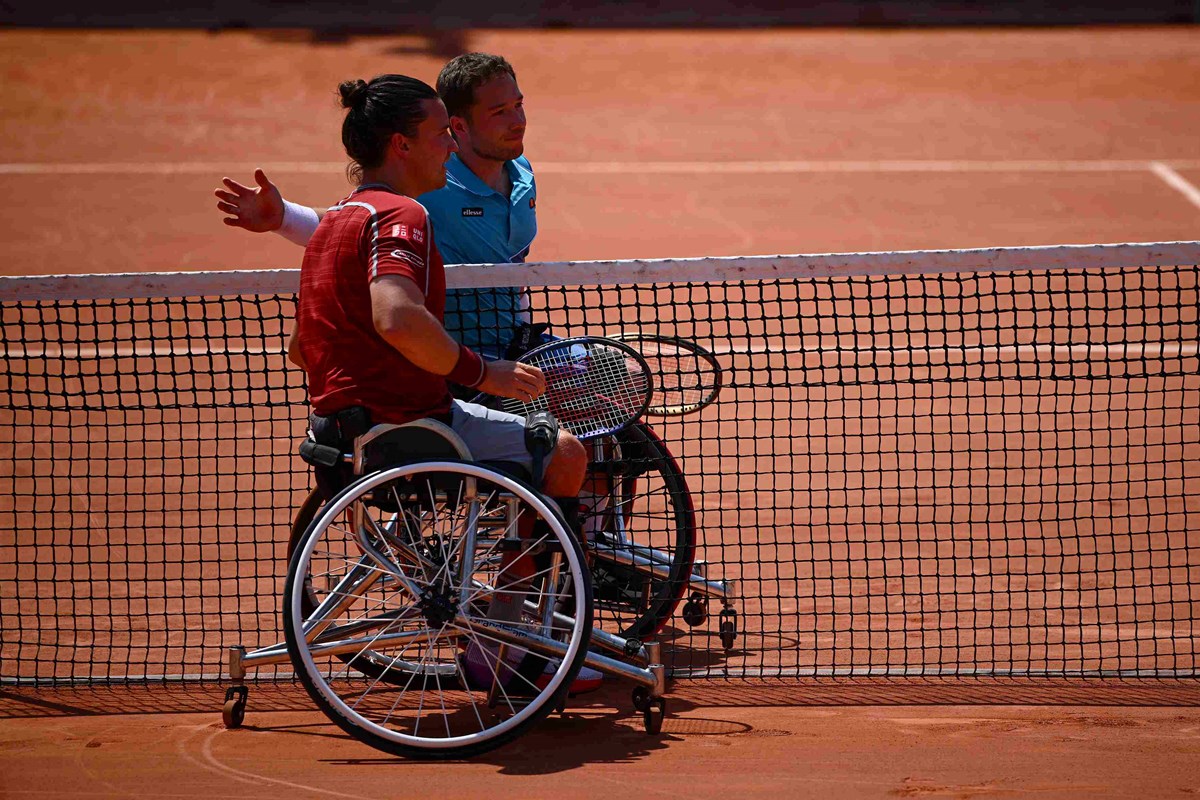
[222,685,248,729]
[719,621,737,650]
[223,698,245,728]
[642,697,666,734]
[631,686,650,713]
[718,607,738,651]
[681,593,708,628]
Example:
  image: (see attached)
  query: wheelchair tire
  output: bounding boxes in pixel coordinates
[284,461,593,759]
[585,422,697,640]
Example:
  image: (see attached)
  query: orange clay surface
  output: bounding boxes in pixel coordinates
[3,682,1200,799]
[0,27,1198,275]
[2,25,1200,798]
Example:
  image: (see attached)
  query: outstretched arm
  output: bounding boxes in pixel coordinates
[214,168,323,246]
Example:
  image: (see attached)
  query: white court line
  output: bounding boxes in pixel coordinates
[1,343,284,358]
[545,159,1200,175]
[3,159,1200,175]
[708,342,1200,359]
[5,342,1196,360]
[1151,161,1200,211]
[189,725,375,800]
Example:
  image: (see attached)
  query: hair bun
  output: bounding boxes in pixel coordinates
[338,79,369,109]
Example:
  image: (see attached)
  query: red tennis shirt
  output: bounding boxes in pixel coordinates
[295,184,452,423]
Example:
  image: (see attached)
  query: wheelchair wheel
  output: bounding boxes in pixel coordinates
[284,461,593,759]
[585,422,696,640]
[288,486,448,687]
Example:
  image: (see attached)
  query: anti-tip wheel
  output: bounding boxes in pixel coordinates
[222,686,248,729]
[719,622,737,651]
[642,697,666,734]
[718,608,738,650]
[631,686,650,712]
[222,698,246,729]
[681,593,708,628]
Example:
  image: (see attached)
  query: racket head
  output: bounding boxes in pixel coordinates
[610,332,724,416]
[475,336,654,440]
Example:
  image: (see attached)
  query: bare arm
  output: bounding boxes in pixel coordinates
[286,327,306,370]
[370,275,545,400]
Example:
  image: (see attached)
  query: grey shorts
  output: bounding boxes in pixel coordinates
[449,399,532,471]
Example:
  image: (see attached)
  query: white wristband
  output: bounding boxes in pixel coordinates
[276,199,321,246]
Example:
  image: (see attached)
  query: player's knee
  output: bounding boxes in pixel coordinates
[544,432,587,496]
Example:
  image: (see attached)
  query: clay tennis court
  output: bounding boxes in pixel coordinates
[2,24,1200,798]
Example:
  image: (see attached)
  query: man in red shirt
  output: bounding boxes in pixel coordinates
[290,73,585,499]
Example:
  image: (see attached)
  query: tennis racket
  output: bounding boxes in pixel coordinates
[475,336,654,440]
[610,332,723,416]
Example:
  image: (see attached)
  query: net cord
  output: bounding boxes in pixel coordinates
[3,241,1199,301]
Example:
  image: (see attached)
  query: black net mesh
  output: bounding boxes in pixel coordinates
[1,258,1197,685]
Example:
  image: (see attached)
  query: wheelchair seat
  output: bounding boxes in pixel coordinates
[353,418,471,474]
[353,418,533,485]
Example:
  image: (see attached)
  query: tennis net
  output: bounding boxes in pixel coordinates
[1,242,1198,685]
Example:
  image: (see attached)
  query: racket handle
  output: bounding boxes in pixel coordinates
[523,410,559,487]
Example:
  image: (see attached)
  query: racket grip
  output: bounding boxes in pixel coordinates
[523,410,559,487]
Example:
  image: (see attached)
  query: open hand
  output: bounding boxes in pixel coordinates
[214,168,283,232]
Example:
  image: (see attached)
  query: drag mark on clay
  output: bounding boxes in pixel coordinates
[175,723,373,799]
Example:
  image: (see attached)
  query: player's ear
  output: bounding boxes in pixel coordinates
[390,132,411,158]
[449,115,469,138]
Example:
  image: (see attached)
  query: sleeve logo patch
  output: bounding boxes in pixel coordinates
[461,207,484,217]
[390,224,410,239]
[389,249,426,269]
[412,227,425,244]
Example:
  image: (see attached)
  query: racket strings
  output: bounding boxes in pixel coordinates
[645,350,707,397]
[498,341,652,439]
[616,335,723,416]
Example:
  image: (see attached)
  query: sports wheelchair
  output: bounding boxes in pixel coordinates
[222,415,735,758]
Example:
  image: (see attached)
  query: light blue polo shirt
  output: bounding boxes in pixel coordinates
[419,153,537,360]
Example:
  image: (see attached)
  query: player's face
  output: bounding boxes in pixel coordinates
[456,73,526,163]
[407,98,459,194]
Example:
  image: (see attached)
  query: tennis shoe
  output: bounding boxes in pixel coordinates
[535,661,603,696]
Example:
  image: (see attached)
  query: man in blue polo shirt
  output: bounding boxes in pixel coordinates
[424,53,538,360]
[423,153,536,359]
[215,53,539,361]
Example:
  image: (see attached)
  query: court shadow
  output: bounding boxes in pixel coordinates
[661,633,735,672]
[7,674,1194,724]
[249,28,467,57]
[323,683,701,772]
[14,2,1195,28]
[0,682,312,719]
[652,622,807,675]
[231,720,351,742]
[668,678,1200,708]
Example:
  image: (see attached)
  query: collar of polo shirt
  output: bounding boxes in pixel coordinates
[445,153,533,198]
